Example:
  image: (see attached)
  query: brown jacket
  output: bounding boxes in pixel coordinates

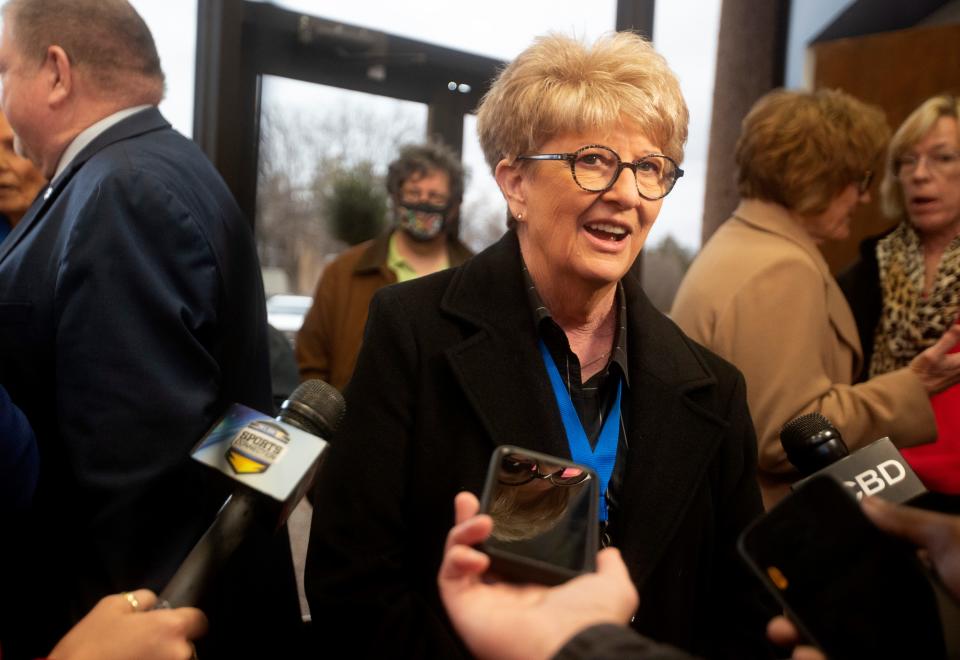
[671,199,936,507]
[295,230,474,390]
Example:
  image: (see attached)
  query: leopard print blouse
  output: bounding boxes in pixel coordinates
[870,221,960,377]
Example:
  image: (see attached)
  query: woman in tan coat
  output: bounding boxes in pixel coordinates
[671,89,960,507]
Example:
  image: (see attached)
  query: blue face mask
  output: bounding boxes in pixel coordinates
[395,201,449,242]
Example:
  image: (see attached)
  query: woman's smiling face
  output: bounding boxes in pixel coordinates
[502,122,666,290]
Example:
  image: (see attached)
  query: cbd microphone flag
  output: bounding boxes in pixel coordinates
[782,413,927,504]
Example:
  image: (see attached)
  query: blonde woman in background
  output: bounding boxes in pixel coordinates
[672,89,960,508]
[840,94,960,499]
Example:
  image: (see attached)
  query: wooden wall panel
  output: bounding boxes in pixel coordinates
[810,23,960,273]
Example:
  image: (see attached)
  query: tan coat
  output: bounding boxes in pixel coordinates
[671,199,936,507]
[295,230,473,391]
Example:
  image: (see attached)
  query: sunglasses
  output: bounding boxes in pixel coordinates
[497,454,590,486]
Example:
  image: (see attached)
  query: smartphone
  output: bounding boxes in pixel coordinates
[478,445,598,586]
[739,474,956,659]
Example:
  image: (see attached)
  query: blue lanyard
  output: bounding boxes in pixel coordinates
[538,339,622,522]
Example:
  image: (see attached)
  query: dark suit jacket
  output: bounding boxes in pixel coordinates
[0,108,300,658]
[306,230,775,659]
[0,384,37,511]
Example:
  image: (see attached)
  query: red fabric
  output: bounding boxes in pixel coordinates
[902,323,960,493]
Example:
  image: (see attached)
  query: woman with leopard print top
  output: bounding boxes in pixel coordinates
[839,94,960,496]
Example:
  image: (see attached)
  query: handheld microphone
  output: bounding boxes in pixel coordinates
[158,379,345,608]
[781,412,926,504]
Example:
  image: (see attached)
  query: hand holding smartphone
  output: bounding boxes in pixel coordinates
[478,446,598,586]
[739,475,958,659]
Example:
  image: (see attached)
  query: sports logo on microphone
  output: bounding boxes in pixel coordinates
[193,403,329,501]
[225,420,290,474]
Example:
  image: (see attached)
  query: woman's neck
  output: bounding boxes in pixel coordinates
[521,240,619,380]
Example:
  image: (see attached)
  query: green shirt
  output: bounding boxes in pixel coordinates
[387,232,448,283]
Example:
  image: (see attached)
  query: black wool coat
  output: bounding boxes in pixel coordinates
[306,230,775,659]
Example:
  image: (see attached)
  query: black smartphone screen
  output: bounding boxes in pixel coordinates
[478,446,598,585]
[739,475,947,660]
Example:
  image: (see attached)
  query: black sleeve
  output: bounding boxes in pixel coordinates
[553,624,699,660]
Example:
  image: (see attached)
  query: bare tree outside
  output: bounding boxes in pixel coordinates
[642,235,696,314]
[256,87,425,295]
[256,79,515,297]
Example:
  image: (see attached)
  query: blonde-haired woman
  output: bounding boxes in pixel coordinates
[840,94,960,496]
[672,88,960,509]
[307,32,774,659]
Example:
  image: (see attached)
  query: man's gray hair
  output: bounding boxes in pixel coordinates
[3,0,165,103]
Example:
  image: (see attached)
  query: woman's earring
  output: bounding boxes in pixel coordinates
[516,211,524,220]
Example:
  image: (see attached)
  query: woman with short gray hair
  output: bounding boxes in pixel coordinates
[307,31,774,659]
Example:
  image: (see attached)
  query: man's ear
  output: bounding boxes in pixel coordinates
[494,158,527,220]
[44,45,72,107]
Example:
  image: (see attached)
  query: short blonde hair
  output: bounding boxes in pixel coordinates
[735,89,889,216]
[476,31,688,173]
[880,94,960,218]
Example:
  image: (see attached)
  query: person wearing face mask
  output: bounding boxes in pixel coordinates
[296,141,473,390]
[839,94,960,499]
[671,89,960,509]
[0,109,46,242]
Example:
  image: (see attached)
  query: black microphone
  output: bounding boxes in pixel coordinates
[781,412,926,503]
[158,379,345,608]
[781,412,849,474]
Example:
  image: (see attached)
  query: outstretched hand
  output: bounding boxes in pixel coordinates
[910,323,960,394]
[438,491,638,660]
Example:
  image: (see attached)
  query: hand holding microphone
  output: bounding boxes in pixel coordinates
[47,590,206,660]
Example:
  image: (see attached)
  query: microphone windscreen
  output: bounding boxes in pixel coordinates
[279,379,345,438]
[780,412,849,474]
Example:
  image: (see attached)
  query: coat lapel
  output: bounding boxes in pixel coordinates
[0,107,170,267]
[441,232,733,580]
[615,276,729,582]
[0,176,66,265]
[440,231,570,458]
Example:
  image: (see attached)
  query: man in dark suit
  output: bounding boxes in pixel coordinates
[0,1,301,656]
